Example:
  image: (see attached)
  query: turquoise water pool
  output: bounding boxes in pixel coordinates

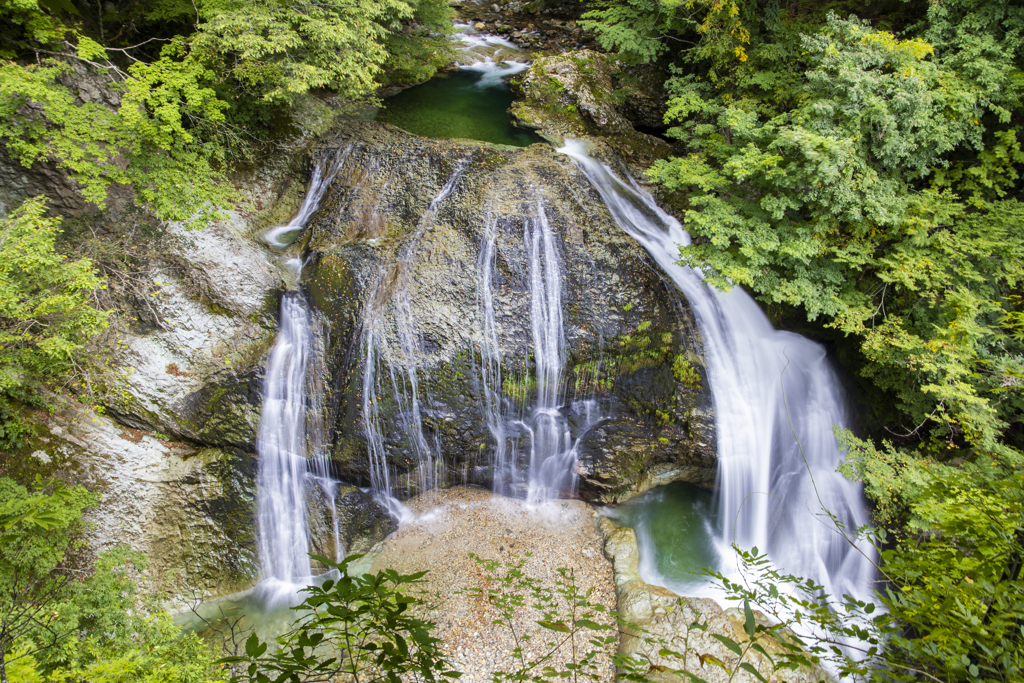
[375,68,543,147]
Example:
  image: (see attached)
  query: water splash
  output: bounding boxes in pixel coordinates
[558,139,875,602]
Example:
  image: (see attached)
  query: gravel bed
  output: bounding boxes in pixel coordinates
[369,486,617,682]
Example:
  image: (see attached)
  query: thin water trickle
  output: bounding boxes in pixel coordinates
[558,140,875,602]
[522,198,573,503]
[359,160,472,518]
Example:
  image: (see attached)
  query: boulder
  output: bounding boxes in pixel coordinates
[509,50,672,165]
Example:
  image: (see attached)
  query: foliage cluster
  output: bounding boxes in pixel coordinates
[0,198,108,396]
[227,554,459,683]
[0,476,223,683]
[0,0,454,224]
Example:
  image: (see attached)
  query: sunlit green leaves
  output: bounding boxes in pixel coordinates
[0,197,108,393]
[230,555,458,683]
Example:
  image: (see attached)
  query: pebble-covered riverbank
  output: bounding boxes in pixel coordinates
[369,486,617,682]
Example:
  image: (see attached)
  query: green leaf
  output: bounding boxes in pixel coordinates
[537,620,571,633]
[574,619,610,631]
[743,598,756,638]
[709,633,743,657]
[245,633,264,658]
[739,662,769,683]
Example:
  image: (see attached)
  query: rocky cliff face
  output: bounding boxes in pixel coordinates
[300,121,715,504]
[5,109,716,603]
[0,93,343,604]
[509,50,673,165]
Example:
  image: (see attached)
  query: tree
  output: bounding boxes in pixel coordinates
[0,477,95,683]
[645,10,1024,452]
[0,197,108,396]
[0,0,454,225]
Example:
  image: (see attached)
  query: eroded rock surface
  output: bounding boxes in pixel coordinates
[21,401,259,606]
[599,518,826,683]
[301,120,715,503]
[510,50,672,164]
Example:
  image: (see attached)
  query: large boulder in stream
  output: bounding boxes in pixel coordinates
[302,120,716,504]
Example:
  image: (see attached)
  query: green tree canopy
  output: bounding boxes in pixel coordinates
[0,0,452,223]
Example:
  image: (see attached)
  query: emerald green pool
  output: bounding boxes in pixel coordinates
[609,481,722,595]
[375,68,543,148]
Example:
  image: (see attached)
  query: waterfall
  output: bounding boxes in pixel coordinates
[559,140,875,601]
[255,293,330,598]
[265,146,352,249]
[478,211,516,496]
[360,160,470,515]
[522,198,577,503]
[477,196,597,503]
[255,155,340,602]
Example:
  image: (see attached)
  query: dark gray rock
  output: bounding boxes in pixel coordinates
[308,482,397,563]
[299,121,715,503]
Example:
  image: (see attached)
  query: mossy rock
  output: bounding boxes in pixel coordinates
[295,121,715,502]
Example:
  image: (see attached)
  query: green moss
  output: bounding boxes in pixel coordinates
[672,354,702,390]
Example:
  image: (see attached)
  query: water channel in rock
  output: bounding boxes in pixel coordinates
[604,481,722,596]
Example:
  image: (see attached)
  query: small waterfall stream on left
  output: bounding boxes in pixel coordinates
[255,156,341,605]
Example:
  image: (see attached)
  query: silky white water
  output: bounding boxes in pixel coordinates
[256,156,341,604]
[558,140,875,602]
[255,293,332,603]
[264,147,351,249]
[476,196,603,503]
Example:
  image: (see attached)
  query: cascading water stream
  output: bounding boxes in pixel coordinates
[264,146,352,249]
[255,155,340,603]
[255,293,330,600]
[477,195,600,503]
[521,198,577,503]
[558,140,875,602]
[360,161,471,517]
